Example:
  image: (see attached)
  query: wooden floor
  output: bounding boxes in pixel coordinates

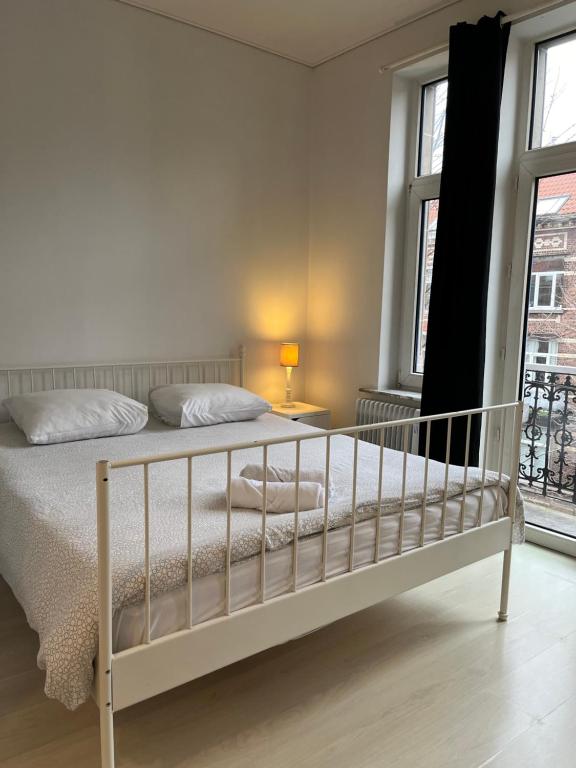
[2,543,576,767]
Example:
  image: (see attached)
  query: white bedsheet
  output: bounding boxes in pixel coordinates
[114,485,505,651]
[0,414,523,710]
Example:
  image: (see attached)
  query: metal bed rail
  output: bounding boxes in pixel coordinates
[96,399,524,768]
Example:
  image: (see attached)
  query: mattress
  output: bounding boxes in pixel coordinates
[114,485,505,651]
[0,413,523,709]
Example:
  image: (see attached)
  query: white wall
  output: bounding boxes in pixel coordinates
[0,0,309,402]
[306,0,553,426]
[1,0,563,422]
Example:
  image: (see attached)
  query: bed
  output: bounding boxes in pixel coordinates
[0,350,524,768]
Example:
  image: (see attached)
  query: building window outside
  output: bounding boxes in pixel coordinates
[536,196,569,215]
[529,271,563,310]
[526,338,559,366]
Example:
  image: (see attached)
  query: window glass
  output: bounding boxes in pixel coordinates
[536,196,568,215]
[525,172,576,376]
[413,199,439,373]
[526,338,558,366]
[539,275,553,306]
[418,79,448,176]
[531,32,576,149]
[529,271,563,309]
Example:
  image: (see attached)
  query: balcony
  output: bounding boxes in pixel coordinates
[520,364,576,537]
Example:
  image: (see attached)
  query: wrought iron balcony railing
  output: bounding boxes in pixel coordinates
[520,364,576,504]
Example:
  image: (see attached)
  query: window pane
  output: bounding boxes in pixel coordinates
[414,199,438,373]
[538,275,553,306]
[536,196,568,214]
[418,79,447,176]
[556,274,563,307]
[526,172,576,370]
[531,32,576,149]
[526,338,559,366]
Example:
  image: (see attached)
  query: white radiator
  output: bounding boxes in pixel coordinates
[355,397,420,452]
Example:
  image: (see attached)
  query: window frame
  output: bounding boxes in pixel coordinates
[503,146,576,403]
[398,73,446,390]
[396,19,576,395]
[502,17,576,418]
[387,6,576,556]
[528,270,563,311]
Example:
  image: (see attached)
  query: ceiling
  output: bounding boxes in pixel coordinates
[116,0,461,66]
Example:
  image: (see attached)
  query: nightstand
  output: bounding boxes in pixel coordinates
[271,402,331,429]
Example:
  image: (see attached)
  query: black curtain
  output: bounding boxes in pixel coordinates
[419,13,510,465]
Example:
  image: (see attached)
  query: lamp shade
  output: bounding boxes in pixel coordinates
[280,342,299,368]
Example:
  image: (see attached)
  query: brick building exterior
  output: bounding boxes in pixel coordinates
[527,173,576,369]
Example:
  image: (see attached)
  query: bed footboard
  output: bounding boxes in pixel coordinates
[96,401,524,768]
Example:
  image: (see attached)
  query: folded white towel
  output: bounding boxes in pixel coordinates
[228,477,324,513]
[240,463,334,496]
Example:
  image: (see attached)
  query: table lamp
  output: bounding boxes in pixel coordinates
[279,342,299,407]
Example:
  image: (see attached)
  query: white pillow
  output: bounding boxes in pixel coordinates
[150,383,271,428]
[3,389,148,445]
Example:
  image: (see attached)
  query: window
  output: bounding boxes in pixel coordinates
[536,195,568,214]
[525,338,558,366]
[531,31,576,149]
[398,75,446,387]
[515,46,576,539]
[414,199,439,373]
[390,13,576,546]
[529,271,563,310]
[418,79,448,176]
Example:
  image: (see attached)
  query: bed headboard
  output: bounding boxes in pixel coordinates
[0,346,246,421]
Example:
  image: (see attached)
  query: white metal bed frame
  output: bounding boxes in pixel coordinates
[0,351,523,768]
[0,350,246,410]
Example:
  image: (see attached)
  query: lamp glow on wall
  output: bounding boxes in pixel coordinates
[279,342,299,407]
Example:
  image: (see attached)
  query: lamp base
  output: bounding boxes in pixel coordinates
[283,366,295,410]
